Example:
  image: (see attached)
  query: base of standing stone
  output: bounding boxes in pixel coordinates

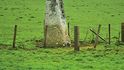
[44,25,71,47]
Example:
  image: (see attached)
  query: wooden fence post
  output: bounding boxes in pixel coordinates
[118,32,121,42]
[94,24,101,48]
[121,23,124,42]
[90,29,107,43]
[13,25,17,48]
[108,24,111,44]
[68,22,70,36]
[44,25,48,47]
[44,19,45,40]
[74,26,80,51]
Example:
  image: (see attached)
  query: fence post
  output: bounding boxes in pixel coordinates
[68,22,70,36]
[74,26,80,51]
[13,25,17,48]
[118,32,121,42]
[94,24,101,48]
[44,19,45,40]
[90,29,107,43]
[108,24,111,44]
[121,23,124,42]
[44,25,48,47]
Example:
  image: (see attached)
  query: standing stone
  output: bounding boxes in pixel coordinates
[45,0,70,47]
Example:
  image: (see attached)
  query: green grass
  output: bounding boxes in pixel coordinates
[0,46,124,70]
[0,0,124,70]
[0,0,124,44]
[64,0,124,41]
[0,0,45,45]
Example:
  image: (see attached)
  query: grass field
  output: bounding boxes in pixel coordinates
[0,46,124,70]
[0,0,124,70]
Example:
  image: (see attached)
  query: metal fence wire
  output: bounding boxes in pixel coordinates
[0,23,121,47]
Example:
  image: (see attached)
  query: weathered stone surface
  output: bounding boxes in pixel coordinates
[45,0,70,47]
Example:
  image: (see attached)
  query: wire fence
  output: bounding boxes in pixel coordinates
[69,24,121,44]
[0,23,122,48]
[0,25,43,48]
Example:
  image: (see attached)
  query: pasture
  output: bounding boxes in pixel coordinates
[0,0,124,70]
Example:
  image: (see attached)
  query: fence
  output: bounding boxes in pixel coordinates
[68,23,121,44]
[0,24,43,48]
[0,23,123,49]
